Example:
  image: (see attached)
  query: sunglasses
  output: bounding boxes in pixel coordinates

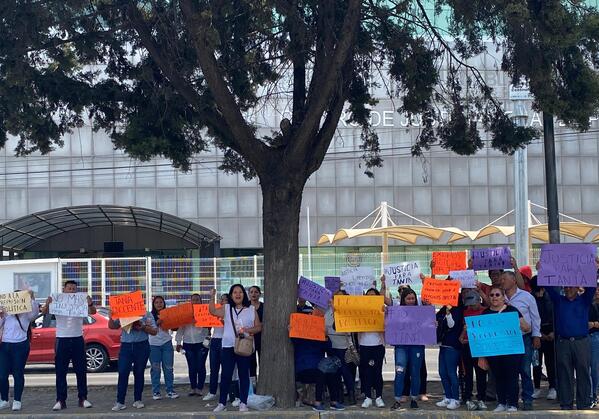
[489,293,503,297]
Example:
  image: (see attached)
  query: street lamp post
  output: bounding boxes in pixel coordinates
[511,101,530,266]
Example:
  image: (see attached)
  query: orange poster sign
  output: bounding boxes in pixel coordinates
[159,303,195,330]
[289,313,326,341]
[194,304,224,327]
[432,251,467,275]
[421,278,460,306]
[109,290,146,319]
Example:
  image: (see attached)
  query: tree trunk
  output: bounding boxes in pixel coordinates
[257,174,305,408]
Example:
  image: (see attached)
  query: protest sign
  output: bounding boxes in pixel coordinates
[0,290,32,315]
[384,261,420,286]
[120,316,143,332]
[421,278,460,306]
[449,270,477,289]
[466,311,525,357]
[324,276,341,293]
[471,247,512,271]
[340,266,376,295]
[298,276,332,309]
[333,295,384,332]
[109,290,146,319]
[159,302,195,330]
[432,251,467,275]
[538,243,597,287]
[384,305,436,346]
[194,304,224,327]
[289,313,326,341]
[50,292,88,317]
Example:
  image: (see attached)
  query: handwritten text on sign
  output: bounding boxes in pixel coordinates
[109,290,146,319]
[384,305,436,346]
[538,243,597,287]
[466,311,525,357]
[194,304,223,327]
[0,291,32,314]
[50,293,88,317]
[340,266,376,295]
[449,270,477,289]
[324,276,341,293]
[159,303,195,330]
[432,251,467,275]
[333,295,384,332]
[471,247,512,271]
[384,261,420,286]
[298,276,332,309]
[289,313,326,341]
[421,278,460,306]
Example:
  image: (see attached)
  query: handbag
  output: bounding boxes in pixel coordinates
[344,334,360,365]
[230,305,254,357]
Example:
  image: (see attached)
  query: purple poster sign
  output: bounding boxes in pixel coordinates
[324,276,341,293]
[471,247,512,271]
[384,305,436,346]
[298,276,332,309]
[538,243,597,287]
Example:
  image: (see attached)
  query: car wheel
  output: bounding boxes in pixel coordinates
[86,344,108,373]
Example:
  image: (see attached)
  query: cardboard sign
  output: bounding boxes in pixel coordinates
[324,276,341,293]
[194,304,224,327]
[289,313,326,341]
[333,295,384,332]
[432,251,467,275]
[298,276,332,309]
[384,305,437,346]
[50,292,88,318]
[0,291,32,315]
[384,261,420,286]
[466,311,525,357]
[340,266,376,295]
[449,270,477,289]
[421,278,460,306]
[538,243,597,287]
[109,290,146,319]
[471,247,512,271]
[159,302,195,330]
[120,316,143,330]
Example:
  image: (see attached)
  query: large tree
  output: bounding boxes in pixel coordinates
[2,0,599,406]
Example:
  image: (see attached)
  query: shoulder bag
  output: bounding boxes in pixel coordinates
[344,334,360,365]
[230,305,254,357]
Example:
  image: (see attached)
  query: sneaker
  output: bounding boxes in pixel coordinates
[203,393,217,401]
[375,397,385,408]
[111,402,126,411]
[79,399,93,408]
[12,401,21,411]
[0,401,8,410]
[132,400,144,409]
[52,401,65,411]
[493,403,507,412]
[410,399,418,409]
[477,400,488,410]
[361,397,373,408]
[532,388,542,399]
[447,399,460,410]
[232,398,241,407]
[466,400,478,411]
[152,393,162,400]
[166,392,179,399]
[239,402,249,412]
[436,398,450,407]
[547,388,557,400]
[330,403,345,411]
[312,403,325,412]
[390,401,402,411]
[213,403,226,412]
[507,405,518,412]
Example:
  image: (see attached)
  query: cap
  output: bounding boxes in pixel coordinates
[519,265,533,280]
[463,289,481,306]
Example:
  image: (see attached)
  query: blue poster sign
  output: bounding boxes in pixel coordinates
[466,311,524,357]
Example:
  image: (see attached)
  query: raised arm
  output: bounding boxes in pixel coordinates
[511,257,526,290]
[209,288,225,318]
[380,275,393,306]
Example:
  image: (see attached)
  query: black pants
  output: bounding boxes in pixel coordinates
[488,354,522,407]
[533,339,556,389]
[462,344,487,401]
[55,336,87,403]
[250,342,261,378]
[359,345,384,399]
[556,336,592,409]
[403,352,427,396]
[296,368,341,403]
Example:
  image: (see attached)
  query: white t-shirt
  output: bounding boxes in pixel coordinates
[56,315,84,338]
[212,326,224,339]
[222,304,256,348]
[358,332,384,346]
[149,327,173,346]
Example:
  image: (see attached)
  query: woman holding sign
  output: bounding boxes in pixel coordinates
[435,301,464,410]
[209,284,262,413]
[0,290,38,411]
[149,296,179,400]
[359,288,386,409]
[204,293,229,402]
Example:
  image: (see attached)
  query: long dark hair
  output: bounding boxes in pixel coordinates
[365,288,380,296]
[400,288,418,306]
[151,295,166,321]
[227,284,250,307]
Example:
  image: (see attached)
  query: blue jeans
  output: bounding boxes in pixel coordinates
[219,347,251,405]
[0,340,30,402]
[55,336,87,403]
[591,333,599,400]
[117,341,150,404]
[183,343,209,391]
[439,346,460,400]
[209,338,222,395]
[519,334,534,403]
[330,348,355,393]
[150,341,175,394]
[394,345,424,399]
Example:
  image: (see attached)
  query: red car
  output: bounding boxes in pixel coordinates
[28,308,121,373]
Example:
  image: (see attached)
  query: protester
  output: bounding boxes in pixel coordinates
[209,284,262,413]
[175,293,210,397]
[590,285,599,406]
[203,293,228,401]
[109,309,157,410]
[42,280,96,410]
[297,298,314,314]
[149,296,179,400]
[248,285,264,386]
[0,290,38,411]
[481,286,529,412]
[435,299,464,410]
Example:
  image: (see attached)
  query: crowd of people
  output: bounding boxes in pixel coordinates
[0,258,598,413]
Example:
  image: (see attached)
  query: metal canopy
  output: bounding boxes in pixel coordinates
[0,205,221,251]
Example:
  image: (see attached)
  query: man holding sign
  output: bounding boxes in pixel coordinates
[43,280,96,411]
